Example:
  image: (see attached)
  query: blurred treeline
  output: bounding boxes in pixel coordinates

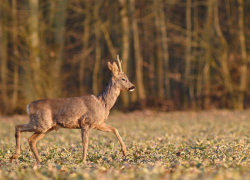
[0,0,250,114]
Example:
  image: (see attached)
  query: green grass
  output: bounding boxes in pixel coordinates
[1,110,250,179]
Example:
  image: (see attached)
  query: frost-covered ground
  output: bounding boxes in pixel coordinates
[1,110,250,179]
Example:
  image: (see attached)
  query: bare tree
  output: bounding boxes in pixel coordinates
[214,1,233,105]
[119,0,130,108]
[184,0,192,108]
[158,0,171,100]
[52,0,68,97]
[27,0,42,101]
[80,1,90,94]
[93,1,102,95]
[213,0,248,109]
[1,0,250,114]
[11,0,19,112]
[0,1,9,114]
[154,0,165,100]
[201,0,215,109]
[238,0,248,110]
[130,0,146,102]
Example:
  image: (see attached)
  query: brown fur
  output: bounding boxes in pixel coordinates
[10,60,135,164]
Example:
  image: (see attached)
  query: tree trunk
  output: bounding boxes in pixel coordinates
[52,0,67,97]
[143,13,155,96]
[184,0,192,108]
[194,0,202,108]
[203,58,211,109]
[100,22,116,57]
[158,0,171,100]
[93,2,101,95]
[28,0,42,100]
[238,0,247,110]
[0,1,9,114]
[80,0,90,95]
[130,0,146,102]
[202,0,214,110]
[214,1,237,108]
[119,0,130,108]
[154,0,164,99]
[12,0,19,111]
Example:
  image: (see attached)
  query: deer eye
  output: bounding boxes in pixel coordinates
[122,78,126,82]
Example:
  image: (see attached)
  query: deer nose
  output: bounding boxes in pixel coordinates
[128,86,135,92]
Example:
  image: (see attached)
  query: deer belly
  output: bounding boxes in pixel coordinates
[56,120,81,129]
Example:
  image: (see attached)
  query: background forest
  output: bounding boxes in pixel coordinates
[0,0,250,115]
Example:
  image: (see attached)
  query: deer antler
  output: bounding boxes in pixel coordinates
[116,54,123,72]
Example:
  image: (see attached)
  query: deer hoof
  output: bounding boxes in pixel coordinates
[122,150,127,156]
[10,153,19,162]
[33,162,42,169]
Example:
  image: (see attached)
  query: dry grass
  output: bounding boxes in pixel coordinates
[1,110,250,179]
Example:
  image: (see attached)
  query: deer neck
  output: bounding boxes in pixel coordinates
[97,78,120,111]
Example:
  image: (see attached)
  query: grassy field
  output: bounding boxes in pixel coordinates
[1,110,250,179]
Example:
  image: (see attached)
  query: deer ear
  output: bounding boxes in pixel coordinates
[108,62,119,77]
[112,62,119,76]
[108,62,113,71]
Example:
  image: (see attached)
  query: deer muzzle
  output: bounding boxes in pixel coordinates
[128,86,135,92]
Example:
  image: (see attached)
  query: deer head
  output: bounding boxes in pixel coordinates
[108,55,135,92]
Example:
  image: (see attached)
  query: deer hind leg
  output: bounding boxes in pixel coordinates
[28,128,54,165]
[10,124,35,162]
[81,125,90,163]
[95,123,127,156]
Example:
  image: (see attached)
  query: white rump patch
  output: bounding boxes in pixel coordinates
[26,104,30,115]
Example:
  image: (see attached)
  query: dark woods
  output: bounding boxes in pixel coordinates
[0,0,250,114]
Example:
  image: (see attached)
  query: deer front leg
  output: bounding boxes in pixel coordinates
[95,123,126,156]
[81,125,90,163]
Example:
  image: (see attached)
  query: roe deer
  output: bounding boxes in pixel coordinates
[10,55,135,164]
